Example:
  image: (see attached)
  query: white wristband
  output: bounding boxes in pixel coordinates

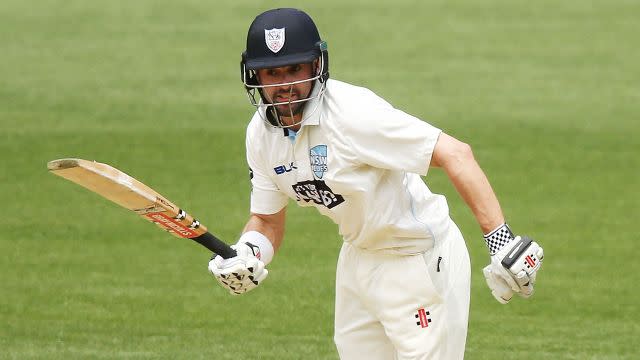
[238,231,274,265]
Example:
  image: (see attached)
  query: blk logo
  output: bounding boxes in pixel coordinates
[415,308,431,328]
[274,162,297,175]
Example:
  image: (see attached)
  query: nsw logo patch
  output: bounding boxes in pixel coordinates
[310,145,328,179]
[264,28,285,53]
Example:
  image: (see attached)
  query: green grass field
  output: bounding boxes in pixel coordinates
[1,0,638,358]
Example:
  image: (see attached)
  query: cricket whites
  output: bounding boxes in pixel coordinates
[47,158,236,258]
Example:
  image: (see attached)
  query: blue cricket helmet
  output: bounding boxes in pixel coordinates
[240,8,330,128]
[241,8,329,84]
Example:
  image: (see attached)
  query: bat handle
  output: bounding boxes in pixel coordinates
[192,232,237,259]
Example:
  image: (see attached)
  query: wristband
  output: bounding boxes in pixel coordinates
[483,223,515,255]
[238,231,274,265]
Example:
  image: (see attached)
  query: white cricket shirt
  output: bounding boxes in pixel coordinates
[246,79,453,253]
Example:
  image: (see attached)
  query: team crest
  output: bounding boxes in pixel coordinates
[265,28,285,53]
[310,145,328,179]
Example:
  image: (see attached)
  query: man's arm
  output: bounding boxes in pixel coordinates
[431,132,544,304]
[430,132,503,233]
[208,207,287,295]
[242,207,287,253]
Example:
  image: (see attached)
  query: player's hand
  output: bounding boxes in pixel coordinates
[208,242,268,295]
[483,232,544,304]
[483,263,516,304]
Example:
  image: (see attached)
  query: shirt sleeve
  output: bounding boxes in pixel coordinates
[246,121,289,215]
[340,93,442,176]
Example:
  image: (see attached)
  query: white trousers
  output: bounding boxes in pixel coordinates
[334,223,471,360]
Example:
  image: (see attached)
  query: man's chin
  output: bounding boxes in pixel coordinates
[274,104,304,117]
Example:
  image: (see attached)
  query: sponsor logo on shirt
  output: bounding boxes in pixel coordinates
[274,162,297,175]
[292,179,344,209]
[415,308,432,328]
[310,145,328,179]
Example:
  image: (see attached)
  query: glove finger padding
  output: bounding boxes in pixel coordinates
[228,268,269,296]
[490,256,521,292]
[503,240,543,287]
[511,270,534,298]
[483,265,514,304]
[210,260,268,295]
[249,261,268,284]
[243,257,266,282]
[208,242,269,295]
[518,281,534,298]
[210,261,247,277]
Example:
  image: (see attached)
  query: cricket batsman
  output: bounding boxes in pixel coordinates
[208,8,544,359]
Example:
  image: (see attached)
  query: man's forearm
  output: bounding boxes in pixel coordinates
[444,154,504,234]
[242,208,286,252]
[431,133,505,234]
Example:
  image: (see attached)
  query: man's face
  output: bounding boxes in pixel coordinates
[256,62,316,118]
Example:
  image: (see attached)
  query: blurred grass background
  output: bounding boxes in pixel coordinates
[1,0,638,358]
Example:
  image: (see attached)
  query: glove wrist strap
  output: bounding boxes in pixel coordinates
[238,231,274,265]
[483,223,515,255]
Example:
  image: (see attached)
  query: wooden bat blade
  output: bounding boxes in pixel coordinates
[47,158,236,258]
[48,158,157,210]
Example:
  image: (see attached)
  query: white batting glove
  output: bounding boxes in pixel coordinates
[482,224,544,304]
[483,265,515,304]
[208,242,268,295]
[208,231,274,295]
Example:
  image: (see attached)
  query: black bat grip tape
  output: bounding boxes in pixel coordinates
[193,232,237,259]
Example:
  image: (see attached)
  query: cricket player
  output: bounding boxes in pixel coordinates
[208,8,544,360]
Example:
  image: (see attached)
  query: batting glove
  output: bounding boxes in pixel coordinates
[482,224,544,304]
[208,241,268,295]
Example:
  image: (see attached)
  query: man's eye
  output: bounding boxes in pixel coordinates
[268,70,278,76]
[291,65,302,72]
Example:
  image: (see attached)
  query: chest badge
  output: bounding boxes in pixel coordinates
[310,145,328,179]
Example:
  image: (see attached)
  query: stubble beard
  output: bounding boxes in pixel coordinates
[274,102,304,117]
[271,89,306,117]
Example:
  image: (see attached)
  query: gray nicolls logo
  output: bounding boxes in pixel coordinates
[415,308,431,328]
[264,28,285,53]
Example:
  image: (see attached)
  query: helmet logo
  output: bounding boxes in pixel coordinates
[264,28,285,53]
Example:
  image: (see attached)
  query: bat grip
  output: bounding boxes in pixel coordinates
[192,232,237,259]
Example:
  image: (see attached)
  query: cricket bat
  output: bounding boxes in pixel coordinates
[47,158,236,259]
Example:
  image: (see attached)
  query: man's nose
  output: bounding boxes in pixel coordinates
[275,82,294,93]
